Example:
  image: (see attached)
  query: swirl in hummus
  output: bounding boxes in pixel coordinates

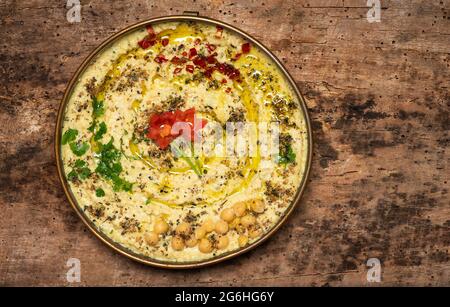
[61,21,309,263]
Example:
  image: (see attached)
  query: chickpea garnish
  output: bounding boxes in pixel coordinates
[220,208,235,222]
[217,235,229,250]
[250,199,265,214]
[229,217,240,230]
[202,218,215,233]
[198,238,213,253]
[233,202,247,217]
[195,227,206,240]
[171,236,185,251]
[153,218,169,235]
[185,236,198,248]
[176,222,191,235]
[238,235,249,247]
[241,214,256,228]
[144,232,159,246]
[215,220,229,234]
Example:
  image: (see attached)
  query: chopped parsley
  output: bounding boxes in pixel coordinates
[95,188,105,197]
[95,138,133,192]
[69,141,89,156]
[67,159,91,181]
[62,128,78,145]
[94,122,107,141]
[276,144,296,165]
[92,97,105,118]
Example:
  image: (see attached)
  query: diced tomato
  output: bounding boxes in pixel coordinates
[147,108,208,149]
[188,48,197,59]
[206,54,217,64]
[242,42,251,53]
[186,65,194,73]
[171,56,187,65]
[161,38,169,46]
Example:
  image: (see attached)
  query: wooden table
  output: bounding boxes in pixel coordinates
[0,0,448,286]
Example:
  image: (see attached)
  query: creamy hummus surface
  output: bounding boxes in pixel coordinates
[61,21,309,262]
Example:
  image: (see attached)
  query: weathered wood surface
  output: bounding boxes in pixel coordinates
[0,0,448,286]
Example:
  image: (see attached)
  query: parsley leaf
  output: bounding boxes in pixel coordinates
[62,128,78,145]
[69,142,90,156]
[92,97,105,118]
[94,122,107,141]
[277,144,296,165]
[95,188,105,197]
[67,159,91,181]
[95,138,133,192]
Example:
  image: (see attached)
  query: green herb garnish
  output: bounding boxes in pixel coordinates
[95,138,133,192]
[69,141,90,156]
[62,128,78,145]
[92,97,105,118]
[277,144,296,165]
[67,159,91,181]
[95,188,105,197]
[94,122,107,141]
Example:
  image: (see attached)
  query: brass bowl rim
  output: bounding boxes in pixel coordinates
[55,14,313,269]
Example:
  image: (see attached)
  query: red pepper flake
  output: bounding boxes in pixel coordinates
[221,78,227,84]
[173,67,182,74]
[154,54,168,64]
[232,53,242,61]
[225,87,232,93]
[146,25,155,35]
[206,54,217,64]
[194,38,201,45]
[138,37,156,49]
[161,38,169,46]
[215,25,223,38]
[242,42,251,54]
[147,108,207,149]
[171,56,187,65]
[192,56,207,68]
[206,44,217,52]
[186,65,195,73]
[188,48,197,59]
[182,51,188,57]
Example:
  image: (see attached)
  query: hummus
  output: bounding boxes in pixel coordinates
[61,21,309,263]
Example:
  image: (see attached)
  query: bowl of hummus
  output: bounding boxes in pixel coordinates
[56,14,312,268]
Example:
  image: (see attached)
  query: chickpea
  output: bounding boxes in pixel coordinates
[233,202,247,217]
[171,236,185,251]
[250,199,265,214]
[202,218,215,233]
[238,235,249,247]
[185,236,198,248]
[248,227,262,239]
[198,238,213,253]
[153,218,169,235]
[229,218,240,230]
[176,222,191,235]
[144,232,159,246]
[195,227,206,240]
[217,235,229,250]
[215,220,229,234]
[241,214,256,228]
[220,208,235,222]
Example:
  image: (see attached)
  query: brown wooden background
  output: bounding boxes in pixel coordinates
[0,0,449,286]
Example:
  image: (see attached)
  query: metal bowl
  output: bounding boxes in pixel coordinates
[55,13,313,269]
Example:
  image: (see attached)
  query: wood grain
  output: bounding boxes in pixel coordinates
[0,0,448,286]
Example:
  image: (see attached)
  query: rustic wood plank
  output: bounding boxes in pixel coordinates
[0,0,448,286]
